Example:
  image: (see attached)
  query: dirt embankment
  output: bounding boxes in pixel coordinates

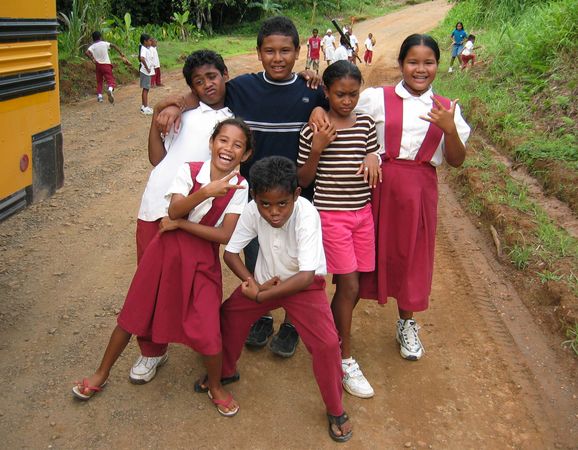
[1,1,576,449]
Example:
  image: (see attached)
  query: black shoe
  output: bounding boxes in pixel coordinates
[245,316,274,348]
[269,323,299,358]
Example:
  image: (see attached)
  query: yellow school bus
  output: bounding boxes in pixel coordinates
[0,2,63,220]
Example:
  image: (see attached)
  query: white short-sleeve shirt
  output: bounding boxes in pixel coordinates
[150,46,160,68]
[355,82,470,166]
[348,34,358,56]
[334,45,349,62]
[461,41,474,56]
[87,41,111,64]
[364,38,373,51]
[140,46,155,76]
[137,103,234,221]
[165,160,248,225]
[225,197,327,284]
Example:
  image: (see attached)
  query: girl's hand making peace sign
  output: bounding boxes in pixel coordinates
[203,171,246,198]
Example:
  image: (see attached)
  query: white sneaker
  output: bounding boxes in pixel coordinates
[448,67,454,73]
[107,87,114,104]
[140,106,153,115]
[396,319,424,360]
[342,357,374,398]
[129,353,168,384]
[97,95,103,103]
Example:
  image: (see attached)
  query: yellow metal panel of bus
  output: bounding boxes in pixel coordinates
[2,2,56,19]
[0,42,53,76]
[0,39,60,199]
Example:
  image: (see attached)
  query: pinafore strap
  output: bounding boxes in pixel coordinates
[382,86,451,163]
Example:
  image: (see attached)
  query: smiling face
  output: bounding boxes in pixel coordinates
[257,34,300,81]
[210,124,251,177]
[325,76,361,119]
[190,64,227,109]
[252,187,300,229]
[399,44,438,96]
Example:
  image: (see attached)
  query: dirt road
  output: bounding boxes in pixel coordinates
[1,1,576,448]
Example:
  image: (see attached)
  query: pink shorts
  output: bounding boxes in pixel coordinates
[319,203,375,274]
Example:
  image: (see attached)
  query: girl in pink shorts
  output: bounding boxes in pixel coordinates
[297,60,381,399]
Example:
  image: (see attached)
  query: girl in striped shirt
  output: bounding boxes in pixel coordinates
[297,60,381,400]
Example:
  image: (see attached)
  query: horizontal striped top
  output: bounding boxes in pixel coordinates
[297,113,379,211]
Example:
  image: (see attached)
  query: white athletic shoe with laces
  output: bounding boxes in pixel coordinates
[396,319,424,360]
[342,357,374,398]
[129,353,168,384]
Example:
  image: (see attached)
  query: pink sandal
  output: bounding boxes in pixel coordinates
[207,390,239,417]
[72,378,108,401]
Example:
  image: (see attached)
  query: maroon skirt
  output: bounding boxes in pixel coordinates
[118,228,223,355]
[359,160,438,312]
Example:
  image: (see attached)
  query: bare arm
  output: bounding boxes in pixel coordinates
[147,108,167,166]
[165,212,240,245]
[297,122,336,187]
[224,251,253,284]
[255,271,315,303]
[85,49,96,63]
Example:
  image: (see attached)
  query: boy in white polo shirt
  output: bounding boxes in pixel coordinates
[85,31,129,103]
[217,156,353,442]
[129,49,234,384]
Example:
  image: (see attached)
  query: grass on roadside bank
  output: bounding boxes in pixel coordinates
[430,0,577,214]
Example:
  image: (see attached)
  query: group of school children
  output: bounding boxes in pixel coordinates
[73,16,470,444]
[448,21,478,72]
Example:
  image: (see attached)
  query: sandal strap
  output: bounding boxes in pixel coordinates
[327,412,349,426]
[210,392,234,408]
[76,378,103,392]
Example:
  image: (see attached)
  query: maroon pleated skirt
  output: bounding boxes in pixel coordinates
[118,228,223,355]
[359,160,438,312]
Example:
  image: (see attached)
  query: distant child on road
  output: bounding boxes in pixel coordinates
[72,118,252,419]
[139,33,155,114]
[150,38,163,87]
[219,156,353,442]
[85,31,129,104]
[306,28,322,74]
[363,33,375,66]
[297,61,381,400]
[460,34,477,70]
[448,22,467,72]
[322,29,336,66]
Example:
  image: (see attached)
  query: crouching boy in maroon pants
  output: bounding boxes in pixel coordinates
[220,156,352,442]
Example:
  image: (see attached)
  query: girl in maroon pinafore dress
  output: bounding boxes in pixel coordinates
[357,34,470,361]
[72,119,253,416]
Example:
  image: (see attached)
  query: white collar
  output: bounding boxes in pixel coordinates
[395,81,434,105]
[197,101,231,114]
[261,72,298,86]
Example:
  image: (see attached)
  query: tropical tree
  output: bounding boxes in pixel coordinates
[247,0,282,17]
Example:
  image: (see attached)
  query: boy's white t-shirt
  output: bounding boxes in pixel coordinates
[150,46,160,68]
[364,37,373,51]
[165,160,248,226]
[137,103,234,221]
[140,46,156,76]
[225,197,327,284]
[347,34,358,56]
[461,41,474,56]
[87,41,111,64]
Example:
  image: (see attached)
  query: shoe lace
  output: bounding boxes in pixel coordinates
[401,321,421,347]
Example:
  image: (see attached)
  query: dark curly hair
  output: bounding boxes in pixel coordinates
[322,60,362,89]
[183,50,227,88]
[249,156,298,195]
[211,118,254,156]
